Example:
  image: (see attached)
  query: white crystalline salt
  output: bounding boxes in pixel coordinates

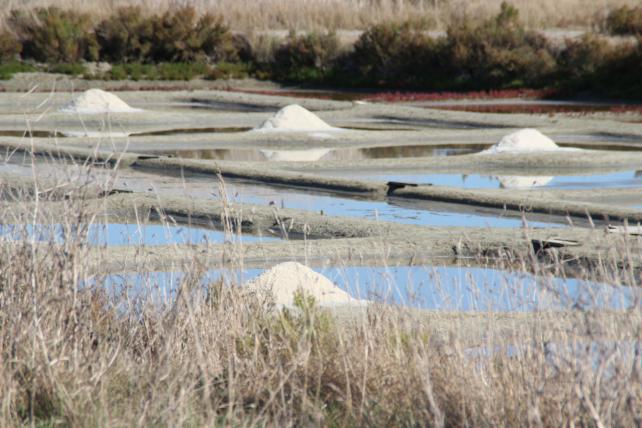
[483,128,560,154]
[496,175,554,188]
[254,104,338,132]
[244,262,363,308]
[260,148,331,161]
[60,89,141,114]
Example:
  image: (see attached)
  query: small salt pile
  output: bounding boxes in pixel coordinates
[483,128,559,154]
[254,104,336,131]
[497,175,554,189]
[60,89,141,114]
[260,148,331,161]
[244,262,361,308]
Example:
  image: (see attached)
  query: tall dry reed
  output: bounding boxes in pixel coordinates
[0,0,639,31]
[0,152,640,426]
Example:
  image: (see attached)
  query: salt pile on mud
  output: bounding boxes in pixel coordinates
[483,128,559,154]
[255,104,337,131]
[497,175,554,189]
[60,89,141,114]
[244,262,362,308]
[260,148,331,161]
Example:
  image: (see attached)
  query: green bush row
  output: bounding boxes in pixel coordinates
[604,6,642,36]
[0,3,640,98]
[258,3,642,97]
[2,6,238,64]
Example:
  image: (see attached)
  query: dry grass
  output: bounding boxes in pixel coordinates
[0,0,639,31]
[0,152,641,426]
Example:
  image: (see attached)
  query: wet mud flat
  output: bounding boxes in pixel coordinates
[0,87,641,318]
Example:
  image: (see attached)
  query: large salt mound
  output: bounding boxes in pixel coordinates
[483,129,559,154]
[244,262,361,308]
[497,175,554,189]
[255,104,336,131]
[60,89,141,114]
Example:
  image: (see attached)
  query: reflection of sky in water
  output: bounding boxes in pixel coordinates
[324,170,642,190]
[110,173,560,228]
[1,159,560,228]
[229,187,558,228]
[99,265,638,312]
[0,223,277,246]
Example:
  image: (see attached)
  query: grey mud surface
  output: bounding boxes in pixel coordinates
[1,83,641,284]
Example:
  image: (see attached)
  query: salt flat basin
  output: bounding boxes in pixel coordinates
[150,144,484,162]
[100,264,639,312]
[0,160,563,228]
[0,223,278,246]
[318,170,642,190]
[103,171,565,228]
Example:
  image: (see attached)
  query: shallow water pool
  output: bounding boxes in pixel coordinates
[319,170,642,190]
[150,144,486,162]
[0,223,278,246]
[101,264,639,312]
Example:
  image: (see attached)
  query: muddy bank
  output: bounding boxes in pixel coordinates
[133,157,386,197]
[3,190,640,275]
[390,184,642,223]
[3,145,641,225]
[281,150,642,174]
[0,139,140,166]
[131,157,642,223]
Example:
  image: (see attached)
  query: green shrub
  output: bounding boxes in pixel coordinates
[600,36,642,98]
[208,62,251,80]
[48,62,85,75]
[101,62,209,80]
[604,6,642,35]
[555,33,642,98]
[229,34,254,63]
[149,7,234,62]
[95,6,154,63]
[0,31,22,61]
[8,7,98,63]
[346,22,446,87]
[157,62,210,80]
[271,31,340,81]
[445,2,557,89]
[104,64,128,80]
[556,34,616,82]
[0,61,37,80]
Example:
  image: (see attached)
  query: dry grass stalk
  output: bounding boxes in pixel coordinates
[0,0,640,31]
[0,153,640,425]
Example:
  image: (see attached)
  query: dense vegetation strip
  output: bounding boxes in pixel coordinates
[0,3,641,98]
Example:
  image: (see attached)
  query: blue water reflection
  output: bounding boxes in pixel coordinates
[99,265,639,312]
[324,170,642,190]
[95,170,564,228]
[224,184,561,228]
[0,223,278,246]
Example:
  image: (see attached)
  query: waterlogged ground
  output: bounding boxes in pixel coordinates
[0,223,279,246]
[100,264,640,312]
[319,170,642,190]
[1,84,641,312]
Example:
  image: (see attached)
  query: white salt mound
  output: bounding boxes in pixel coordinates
[60,89,141,114]
[260,148,331,162]
[255,104,336,131]
[61,130,131,138]
[497,175,554,189]
[483,129,559,154]
[244,262,361,308]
